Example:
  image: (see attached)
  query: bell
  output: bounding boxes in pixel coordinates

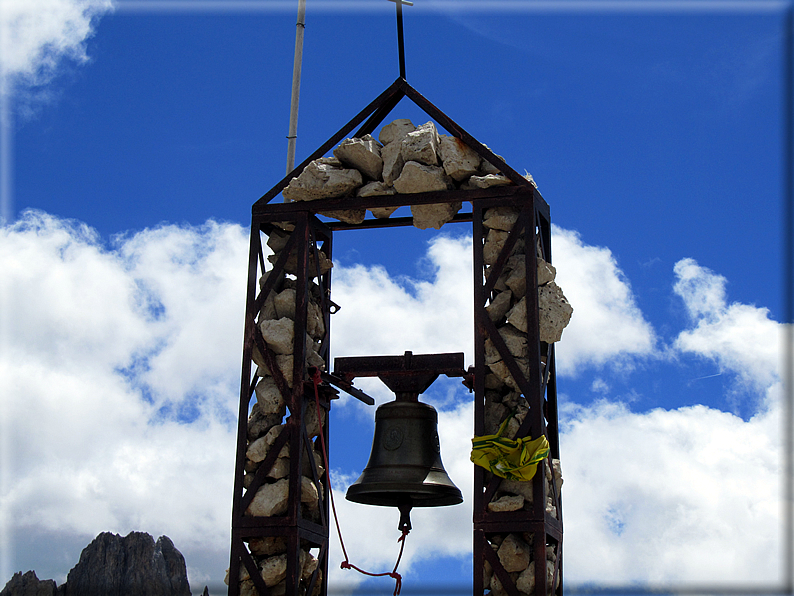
[338,352,465,532]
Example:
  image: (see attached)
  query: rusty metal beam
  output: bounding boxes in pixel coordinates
[253,78,405,208]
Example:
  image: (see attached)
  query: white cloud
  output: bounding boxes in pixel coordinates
[673,257,782,392]
[0,0,112,89]
[1,212,786,593]
[330,233,474,364]
[0,211,246,586]
[559,397,782,586]
[552,225,658,375]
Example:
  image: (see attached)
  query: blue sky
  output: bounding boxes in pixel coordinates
[0,1,791,594]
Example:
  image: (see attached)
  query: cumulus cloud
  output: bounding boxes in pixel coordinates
[330,233,474,365]
[0,212,785,592]
[673,257,782,392]
[0,211,247,586]
[558,257,786,588]
[0,0,112,89]
[559,398,781,587]
[552,225,657,375]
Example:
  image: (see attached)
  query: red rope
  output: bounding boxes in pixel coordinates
[311,369,408,596]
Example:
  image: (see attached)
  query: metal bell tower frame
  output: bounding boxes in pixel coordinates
[227,76,563,596]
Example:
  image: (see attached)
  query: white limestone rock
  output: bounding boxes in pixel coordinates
[268,249,333,277]
[267,229,291,253]
[301,476,320,510]
[400,122,440,166]
[225,562,250,584]
[370,206,400,219]
[259,554,287,587]
[298,401,326,439]
[497,534,531,573]
[245,479,290,517]
[505,283,573,342]
[506,296,528,333]
[254,353,294,387]
[499,324,528,359]
[486,291,513,323]
[411,202,462,230]
[486,265,510,293]
[244,477,320,518]
[274,288,296,320]
[538,282,573,343]
[484,373,503,390]
[484,337,502,366]
[483,229,509,266]
[307,300,325,340]
[258,291,277,322]
[357,180,396,197]
[487,358,529,394]
[393,161,453,194]
[552,458,563,498]
[247,402,281,442]
[516,562,535,594]
[479,146,507,175]
[267,456,291,480]
[381,140,405,186]
[259,318,294,355]
[306,339,325,369]
[505,261,527,298]
[537,257,556,286]
[439,134,480,181]
[490,570,519,596]
[302,449,325,478]
[483,554,494,590]
[484,400,509,435]
[282,157,363,202]
[254,376,286,417]
[484,326,526,362]
[333,135,383,180]
[319,208,366,225]
[379,118,415,146]
[488,495,525,512]
[260,451,324,481]
[483,206,519,231]
[546,495,557,517]
[501,478,534,503]
[357,181,400,218]
[247,424,288,463]
[301,550,320,586]
[249,536,287,556]
[467,174,512,189]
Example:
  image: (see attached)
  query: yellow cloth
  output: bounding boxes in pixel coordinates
[471,416,550,482]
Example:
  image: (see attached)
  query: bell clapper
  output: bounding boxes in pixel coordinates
[397,499,412,533]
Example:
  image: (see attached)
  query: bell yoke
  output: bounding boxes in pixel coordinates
[333,351,465,532]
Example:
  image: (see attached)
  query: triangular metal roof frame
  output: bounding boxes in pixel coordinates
[252,77,545,213]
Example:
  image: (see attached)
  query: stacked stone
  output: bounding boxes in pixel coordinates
[484,534,561,596]
[282,119,536,230]
[226,545,322,596]
[225,227,329,596]
[479,205,569,595]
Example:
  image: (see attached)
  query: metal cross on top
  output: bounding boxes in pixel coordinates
[388,0,413,79]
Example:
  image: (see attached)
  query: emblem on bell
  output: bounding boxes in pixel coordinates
[334,352,465,532]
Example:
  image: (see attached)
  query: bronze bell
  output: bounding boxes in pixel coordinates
[334,352,465,531]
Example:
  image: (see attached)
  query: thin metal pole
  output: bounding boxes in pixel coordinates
[396,0,406,79]
[388,0,412,80]
[286,0,306,175]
